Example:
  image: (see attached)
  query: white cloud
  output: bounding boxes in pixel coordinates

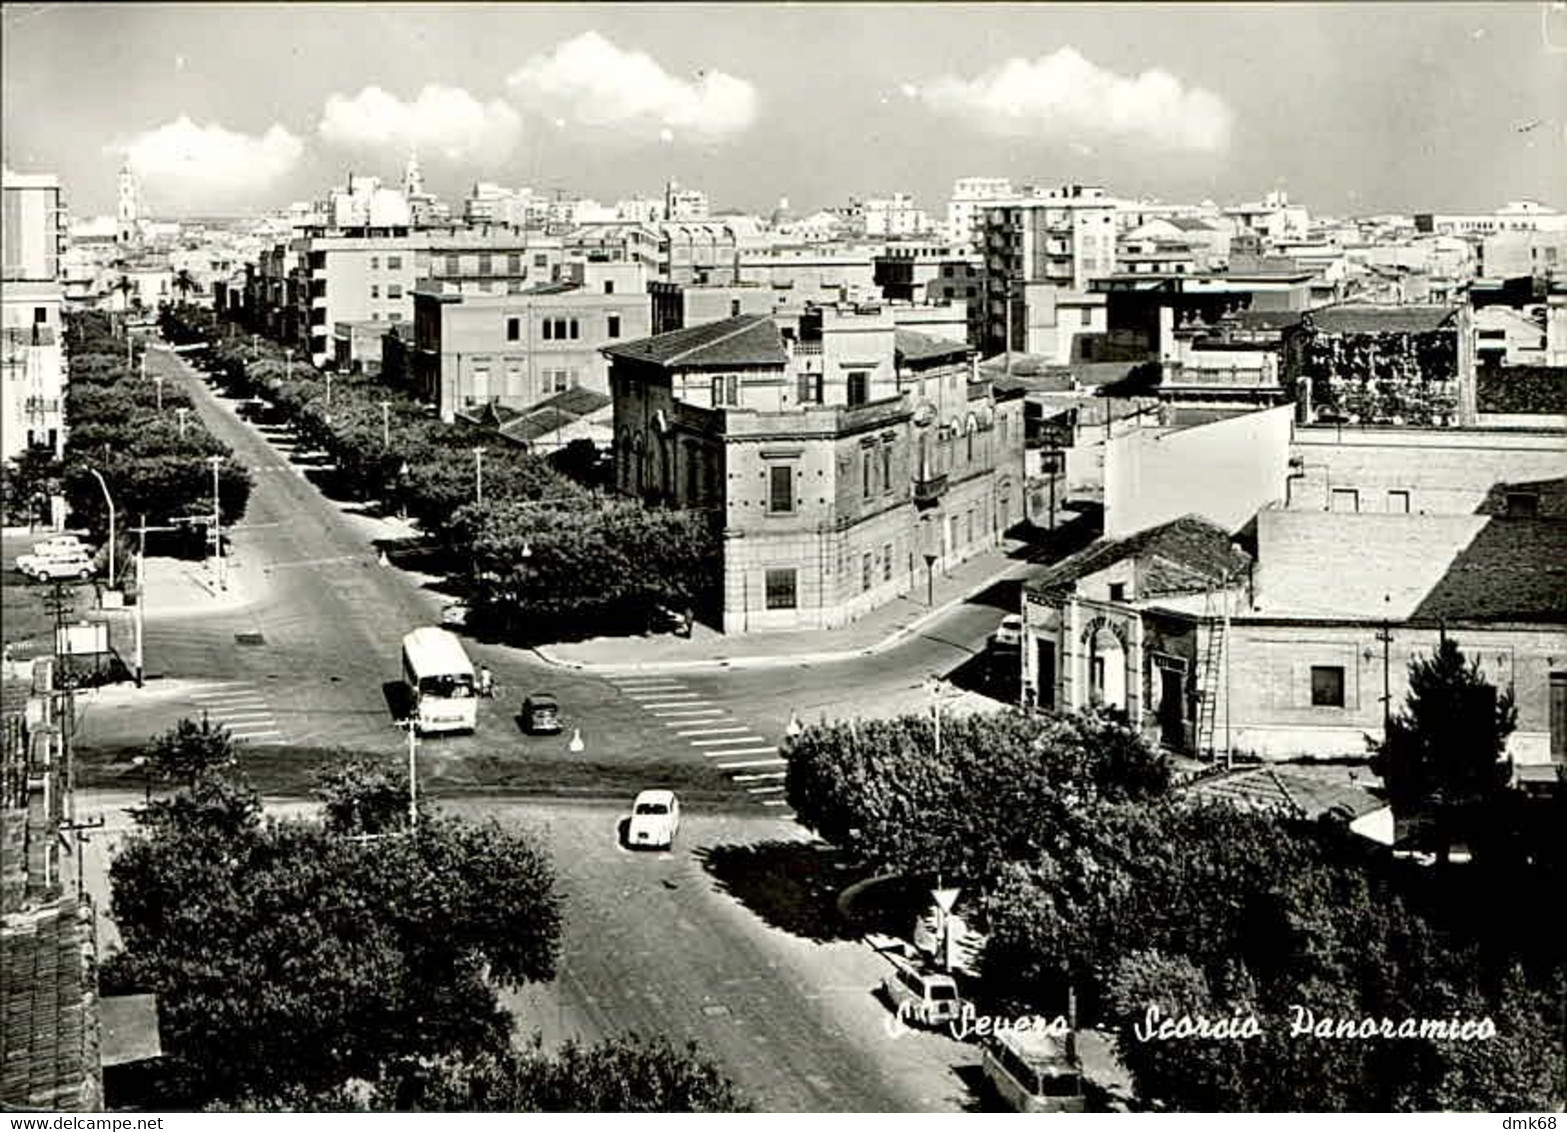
[915,47,1233,154]
[318,84,522,160]
[505,31,757,142]
[114,116,303,203]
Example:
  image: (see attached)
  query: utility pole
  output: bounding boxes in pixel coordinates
[1376,595,1394,742]
[86,468,116,589]
[473,446,486,505]
[403,720,420,833]
[175,406,189,439]
[378,400,391,448]
[206,455,226,590]
[128,514,176,688]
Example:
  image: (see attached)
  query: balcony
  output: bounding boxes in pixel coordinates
[912,472,948,507]
[25,397,62,416]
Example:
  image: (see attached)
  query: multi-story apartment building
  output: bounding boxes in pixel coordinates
[1222,189,1310,245]
[1415,199,1567,237]
[981,184,1118,357]
[464,182,547,229]
[735,245,879,306]
[862,193,933,239]
[664,181,709,222]
[945,177,1015,246]
[2,168,69,460]
[406,260,651,419]
[607,304,1027,631]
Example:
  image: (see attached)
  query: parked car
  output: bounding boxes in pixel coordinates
[981,1028,1086,1113]
[31,534,92,560]
[521,692,562,735]
[646,602,693,638]
[627,789,681,849]
[17,553,95,582]
[880,957,962,1028]
[992,614,1023,651]
[440,602,471,628]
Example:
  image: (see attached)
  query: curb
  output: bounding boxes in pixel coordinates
[531,555,1033,674]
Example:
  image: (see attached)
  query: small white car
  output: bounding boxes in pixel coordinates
[439,602,470,628]
[880,958,962,1028]
[17,552,95,582]
[992,614,1023,650]
[31,534,92,560]
[628,789,681,850]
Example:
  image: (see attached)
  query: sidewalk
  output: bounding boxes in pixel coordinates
[535,538,1038,673]
[139,549,268,617]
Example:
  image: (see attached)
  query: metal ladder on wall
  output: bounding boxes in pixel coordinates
[1194,589,1226,759]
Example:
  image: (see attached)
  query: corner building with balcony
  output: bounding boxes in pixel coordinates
[607,307,1027,631]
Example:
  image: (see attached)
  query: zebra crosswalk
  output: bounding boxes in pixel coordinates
[608,674,791,808]
[185,680,287,746]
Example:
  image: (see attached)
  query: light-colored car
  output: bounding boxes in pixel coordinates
[628,789,681,849]
[992,614,1023,650]
[17,552,95,582]
[440,602,470,628]
[880,958,962,1028]
[31,534,92,560]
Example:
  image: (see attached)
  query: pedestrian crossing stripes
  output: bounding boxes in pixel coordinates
[609,673,794,810]
[186,680,286,746]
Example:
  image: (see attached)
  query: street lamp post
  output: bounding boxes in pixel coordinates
[378,400,391,448]
[326,372,333,410]
[175,406,189,439]
[206,455,226,590]
[153,373,164,412]
[923,551,938,607]
[404,720,419,832]
[86,468,116,588]
[473,447,486,505]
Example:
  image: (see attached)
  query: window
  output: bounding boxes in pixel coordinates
[966,429,974,463]
[34,307,47,323]
[607,314,621,338]
[881,445,892,494]
[477,254,493,275]
[768,465,794,514]
[883,543,893,581]
[846,370,869,406]
[1387,490,1410,514]
[507,254,521,274]
[731,299,742,316]
[1506,491,1540,517]
[863,449,874,499]
[507,317,521,342]
[1109,582,1126,602]
[387,255,402,270]
[533,253,548,268]
[445,255,461,276]
[1551,672,1566,762]
[388,312,402,322]
[862,553,873,592]
[797,373,823,404]
[765,568,798,610]
[603,279,615,295]
[387,284,403,299]
[370,284,379,299]
[1080,307,1092,327]
[568,318,579,339]
[543,319,553,340]
[1329,488,1359,513]
[1310,666,1346,708]
[370,256,380,269]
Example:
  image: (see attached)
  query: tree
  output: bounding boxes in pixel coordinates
[103,769,562,1109]
[1371,636,1517,862]
[315,755,420,836]
[145,713,238,785]
[173,268,199,304]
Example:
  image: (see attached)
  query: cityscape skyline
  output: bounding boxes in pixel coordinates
[4,2,1565,219]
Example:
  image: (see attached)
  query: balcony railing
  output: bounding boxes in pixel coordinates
[912,473,948,506]
[25,397,62,415]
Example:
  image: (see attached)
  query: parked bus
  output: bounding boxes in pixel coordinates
[400,627,478,734]
[982,1028,1086,1113]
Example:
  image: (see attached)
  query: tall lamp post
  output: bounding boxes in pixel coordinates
[86,468,116,588]
[923,551,938,607]
[473,446,486,505]
[175,406,190,439]
[206,454,226,591]
[378,400,391,448]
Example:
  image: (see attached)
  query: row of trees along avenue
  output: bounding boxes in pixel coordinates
[785,640,1564,1111]
[2,309,253,563]
[107,715,748,1112]
[162,306,718,643]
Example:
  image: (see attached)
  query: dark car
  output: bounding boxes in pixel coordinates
[521,693,562,735]
[646,603,694,638]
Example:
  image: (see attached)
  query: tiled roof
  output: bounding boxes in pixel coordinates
[1411,514,1567,624]
[1169,217,1218,232]
[602,314,787,369]
[0,898,101,1111]
[1303,304,1458,335]
[895,329,970,365]
[535,386,611,418]
[494,387,613,443]
[1184,765,1384,821]
[1028,514,1248,596]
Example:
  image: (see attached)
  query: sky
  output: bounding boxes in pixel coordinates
[3,2,1564,220]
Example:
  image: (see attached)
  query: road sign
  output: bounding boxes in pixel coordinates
[932,887,961,913]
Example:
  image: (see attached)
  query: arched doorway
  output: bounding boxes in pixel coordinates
[1085,624,1127,710]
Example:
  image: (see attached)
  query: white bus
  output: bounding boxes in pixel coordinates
[400,627,478,735]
